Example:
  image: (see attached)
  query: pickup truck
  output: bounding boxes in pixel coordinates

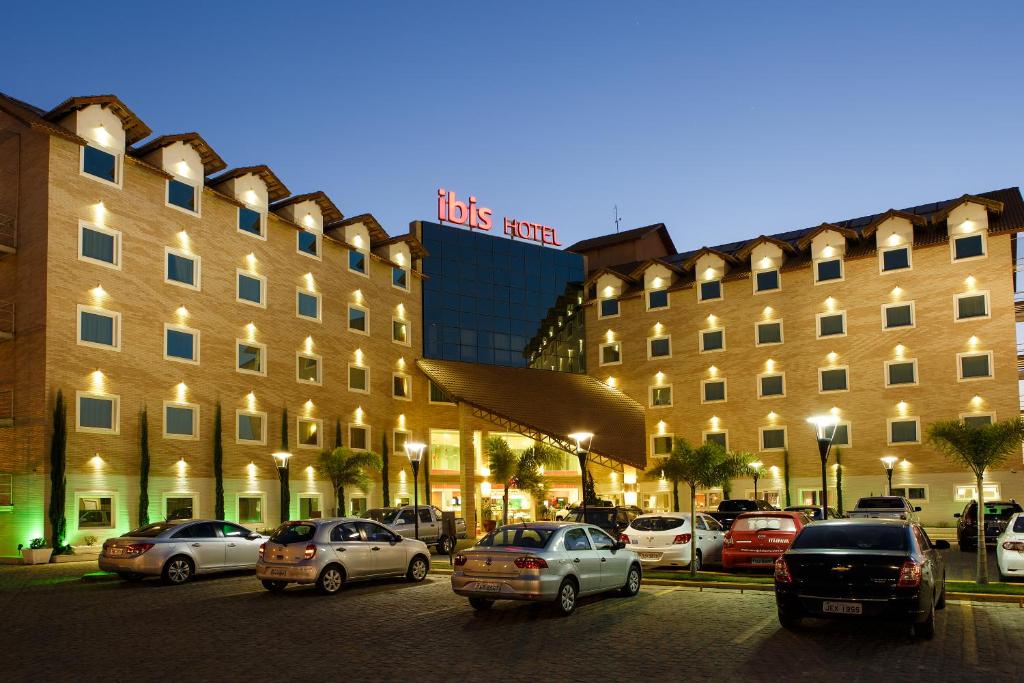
[706,499,778,531]
[847,496,921,522]
[364,506,467,554]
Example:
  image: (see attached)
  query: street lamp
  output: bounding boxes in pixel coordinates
[272,451,292,523]
[404,441,426,540]
[881,456,899,495]
[806,415,838,518]
[749,460,763,501]
[568,432,594,519]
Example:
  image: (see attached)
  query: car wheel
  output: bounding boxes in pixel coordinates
[936,578,946,610]
[436,536,454,555]
[407,556,429,582]
[777,608,801,630]
[469,597,493,610]
[162,556,194,585]
[620,564,641,596]
[317,565,345,595]
[915,604,936,639]
[118,572,144,582]
[553,578,578,617]
[693,550,703,572]
[261,580,287,592]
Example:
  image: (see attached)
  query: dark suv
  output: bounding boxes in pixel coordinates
[955,500,1023,551]
[707,499,778,530]
[564,505,644,535]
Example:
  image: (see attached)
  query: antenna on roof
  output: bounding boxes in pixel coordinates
[614,205,621,233]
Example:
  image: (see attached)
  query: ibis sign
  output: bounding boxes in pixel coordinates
[436,188,562,247]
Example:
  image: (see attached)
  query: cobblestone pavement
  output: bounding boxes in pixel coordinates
[1,562,1022,682]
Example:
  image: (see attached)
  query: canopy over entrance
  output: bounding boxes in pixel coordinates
[417,359,647,471]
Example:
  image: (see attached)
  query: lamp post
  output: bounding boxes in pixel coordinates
[749,460,763,501]
[568,432,594,520]
[404,441,426,540]
[881,456,899,495]
[806,415,838,518]
[272,451,292,523]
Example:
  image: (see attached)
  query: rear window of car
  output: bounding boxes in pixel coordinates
[791,524,909,551]
[1014,517,1024,533]
[855,498,906,509]
[477,527,553,549]
[270,522,317,545]
[630,516,687,532]
[718,500,756,512]
[983,503,1022,520]
[123,522,178,538]
[732,516,796,532]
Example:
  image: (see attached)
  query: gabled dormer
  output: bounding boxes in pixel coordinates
[133,133,226,216]
[271,191,343,261]
[933,195,1004,263]
[681,248,737,302]
[584,267,634,319]
[860,210,925,274]
[628,259,681,311]
[796,223,857,284]
[734,236,796,294]
[326,213,390,277]
[207,165,290,241]
[378,234,429,291]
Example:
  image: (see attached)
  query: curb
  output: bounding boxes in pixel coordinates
[81,571,120,583]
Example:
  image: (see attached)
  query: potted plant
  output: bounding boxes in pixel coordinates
[19,538,53,565]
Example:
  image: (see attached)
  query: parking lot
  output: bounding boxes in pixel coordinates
[1,560,1022,682]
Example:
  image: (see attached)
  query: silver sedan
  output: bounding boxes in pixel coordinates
[99,520,266,584]
[451,522,642,615]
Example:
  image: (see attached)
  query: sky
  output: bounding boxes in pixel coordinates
[4,1,1024,250]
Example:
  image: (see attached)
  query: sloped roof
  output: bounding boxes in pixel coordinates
[131,132,227,176]
[416,359,647,469]
[567,223,675,254]
[207,165,290,202]
[0,92,86,144]
[326,213,391,247]
[44,94,152,144]
[271,191,344,224]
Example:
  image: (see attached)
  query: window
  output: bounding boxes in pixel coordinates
[816,311,846,338]
[392,319,410,345]
[393,429,410,453]
[348,304,369,334]
[77,305,120,350]
[163,401,198,440]
[958,351,993,381]
[164,324,199,364]
[165,248,200,290]
[700,329,724,353]
[296,290,321,322]
[650,385,672,407]
[699,280,722,302]
[885,359,918,386]
[880,245,911,272]
[297,230,320,259]
[760,426,787,451]
[297,417,323,449]
[647,289,669,310]
[962,413,995,428]
[76,391,119,434]
[298,494,322,519]
[238,207,264,238]
[758,373,785,398]
[393,373,411,400]
[236,270,266,307]
[348,249,367,275]
[831,422,851,447]
[392,267,408,290]
[888,417,920,444]
[652,435,673,458]
[81,145,119,186]
[702,379,727,403]
[754,269,780,293]
[167,179,198,214]
[0,474,11,507]
[955,484,1001,502]
[882,302,915,329]
[236,341,266,376]
[952,233,986,261]
[79,222,121,269]
[815,258,843,283]
[349,424,369,451]
[296,352,322,385]
[164,494,196,520]
[755,320,783,346]
[599,298,619,318]
[955,291,989,321]
[429,380,454,404]
[703,431,728,449]
[348,365,369,393]
[77,494,115,529]
[236,410,267,445]
[890,486,928,502]
[599,342,622,366]
[429,429,461,473]
[819,367,849,392]
[648,335,672,359]
[237,495,265,524]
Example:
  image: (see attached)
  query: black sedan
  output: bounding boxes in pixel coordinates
[773,519,947,639]
[954,500,1023,551]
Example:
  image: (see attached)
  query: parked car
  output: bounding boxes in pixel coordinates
[722,511,810,570]
[707,499,778,531]
[451,522,642,615]
[564,505,644,535]
[774,519,948,639]
[99,520,266,584]
[364,505,467,554]
[847,496,920,523]
[555,501,614,521]
[785,505,842,521]
[996,512,1024,579]
[257,518,430,594]
[621,512,724,570]
[954,500,1023,551]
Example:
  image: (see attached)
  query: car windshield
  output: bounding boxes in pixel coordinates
[792,524,909,551]
[569,510,617,527]
[732,516,796,532]
[630,516,686,532]
[477,527,554,549]
[982,503,1021,520]
[122,522,178,538]
[718,500,756,512]
[856,498,905,509]
[270,522,317,544]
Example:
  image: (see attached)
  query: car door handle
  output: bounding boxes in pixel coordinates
[228,543,236,547]
[698,536,704,540]
[371,547,381,551]
[601,558,607,562]
[191,543,200,548]
[335,547,346,552]
[573,558,581,563]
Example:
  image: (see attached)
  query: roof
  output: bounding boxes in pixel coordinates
[0,92,86,144]
[43,94,152,144]
[416,359,647,470]
[379,233,429,260]
[567,223,675,254]
[271,191,344,224]
[326,213,391,247]
[207,165,290,202]
[131,133,227,176]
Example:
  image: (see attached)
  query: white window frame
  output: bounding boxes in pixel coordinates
[296,351,323,386]
[392,372,412,401]
[757,372,786,399]
[951,232,987,263]
[816,310,847,339]
[164,246,201,291]
[752,268,781,294]
[392,266,410,292]
[878,244,912,274]
[162,491,199,519]
[957,350,994,382]
[348,304,370,336]
[884,358,918,387]
[649,384,673,408]
[599,341,622,366]
[235,339,267,377]
[348,424,371,451]
[296,416,324,450]
[954,483,1001,502]
[887,416,921,445]
[818,365,850,393]
[162,400,199,441]
[890,485,929,503]
[393,428,411,453]
[647,334,672,360]
[954,290,990,322]
[881,301,916,331]
[296,288,322,323]
[237,205,267,241]
[165,177,200,217]
[702,430,729,450]
[428,380,455,405]
[698,279,723,302]
[236,492,267,525]
[76,304,121,351]
[813,257,845,284]
[348,364,370,394]
[701,378,727,404]
[392,318,411,346]
[347,248,370,277]
[297,493,323,518]
[699,327,725,354]
[597,297,620,320]
[163,323,200,365]
[960,412,996,427]
[79,144,122,189]
[755,319,784,347]
[297,229,322,261]
[75,391,121,435]
[646,288,670,311]
[831,421,853,448]
[759,425,788,452]
[75,491,118,532]
[235,409,267,446]
[78,221,122,270]
[651,433,674,458]
[236,269,267,308]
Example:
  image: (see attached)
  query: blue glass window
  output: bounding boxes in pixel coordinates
[166,252,196,287]
[954,234,984,260]
[348,306,367,332]
[237,413,263,442]
[82,146,116,183]
[167,179,196,212]
[648,289,669,309]
[79,396,114,430]
[649,337,671,358]
[166,329,195,361]
[755,270,780,292]
[297,291,319,320]
[393,267,408,289]
[816,259,843,282]
[238,207,263,236]
[80,310,116,347]
[881,247,910,271]
[298,231,318,256]
[699,280,721,301]
[165,406,195,436]
[81,227,117,265]
[600,299,619,317]
[701,329,724,351]
[237,274,263,305]
[349,250,366,274]
[237,343,263,373]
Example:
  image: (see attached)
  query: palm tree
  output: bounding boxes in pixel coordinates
[484,436,559,526]
[316,447,383,516]
[927,417,1024,583]
[485,436,517,526]
[645,439,752,577]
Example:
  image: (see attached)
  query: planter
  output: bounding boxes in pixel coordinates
[21,548,53,565]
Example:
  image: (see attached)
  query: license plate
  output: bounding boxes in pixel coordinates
[476,582,501,593]
[823,601,862,615]
[270,568,287,577]
[751,557,775,565]
[639,552,661,560]
[107,548,124,557]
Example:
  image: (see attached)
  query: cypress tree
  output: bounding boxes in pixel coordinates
[138,406,150,526]
[782,449,792,507]
[48,390,67,552]
[334,418,342,449]
[214,402,224,520]
[834,449,844,515]
[381,433,391,507]
[279,407,290,522]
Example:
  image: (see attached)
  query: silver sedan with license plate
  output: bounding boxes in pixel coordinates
[451,522,642,616]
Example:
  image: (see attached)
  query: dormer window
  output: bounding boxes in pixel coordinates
[167,179,197,214]
[815,258,843,283]
[297,230,320,258]
[699,279,722,302]
[82,145,119,185]
[754,269,780,293]
[952,233,985,261]
[392,266,409,290]
[647,289,669,310]
[238,207,264,238]
[349,249,367,275]
[599,298,619,318]
[880,246,911,272]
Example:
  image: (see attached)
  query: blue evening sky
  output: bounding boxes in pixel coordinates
[4,1,1023,249]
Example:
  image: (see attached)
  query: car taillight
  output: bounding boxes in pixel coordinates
[303,543,317,560]
[673,533,692,545]
[897,560,922,587]
[723,533,734,547]
[258,542,266,558]
[1003,541,1024,551]
[454,553,467,566]
[124,543,154,557]
[619,533,631,544]
[774,557,792,583]
[513,556,548,569]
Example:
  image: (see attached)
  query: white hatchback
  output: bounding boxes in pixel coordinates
[622,512,724,570]
[996,512,1024,579]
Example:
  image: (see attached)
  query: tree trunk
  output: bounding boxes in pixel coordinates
[689,484,698,578]
[672,482,680,512]
[337,485,346,517]
[502,485,510,526]
[976,474,988,584]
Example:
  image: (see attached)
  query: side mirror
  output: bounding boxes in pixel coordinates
[933,540,950,550]
[247,532,261,541]
[612,540,626,551]
[914,507,922,512]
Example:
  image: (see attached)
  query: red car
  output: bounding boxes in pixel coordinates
[722,511,811,570]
